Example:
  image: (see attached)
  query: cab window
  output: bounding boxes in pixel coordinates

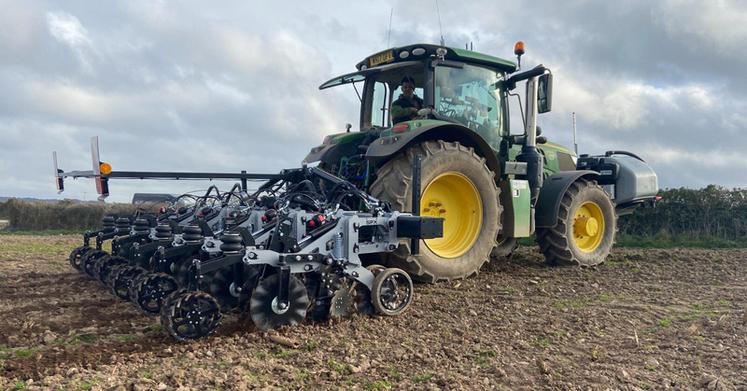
[371,81,389,128]
[364,64,424,129]
[435,64,503,146]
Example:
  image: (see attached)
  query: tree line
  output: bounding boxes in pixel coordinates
[1,186,746,242]
[0,198,137,231]
[618,185,747,241]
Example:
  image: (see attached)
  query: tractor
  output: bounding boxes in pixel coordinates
[51,42,660,339]
[305,42,659,282]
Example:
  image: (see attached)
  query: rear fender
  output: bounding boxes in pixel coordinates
[365,123,501,175]
[535,170,600,228]
[303,143,335,164]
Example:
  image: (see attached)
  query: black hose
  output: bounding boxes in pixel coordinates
[605,150,645,162]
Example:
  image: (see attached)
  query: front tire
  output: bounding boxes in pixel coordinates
[369,141,501,282]
[536,179,616,266]
[491,235,518,259]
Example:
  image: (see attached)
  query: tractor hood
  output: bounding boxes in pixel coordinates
[303,131,369,164]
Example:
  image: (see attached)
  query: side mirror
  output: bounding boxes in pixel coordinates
[537,73,553,113]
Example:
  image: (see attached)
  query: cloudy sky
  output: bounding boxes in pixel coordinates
[1,0,745,202]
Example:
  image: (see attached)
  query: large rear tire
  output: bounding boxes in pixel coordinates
[536,179,616,266]
[369,140,501,282]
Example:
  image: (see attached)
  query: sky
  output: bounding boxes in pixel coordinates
[1,0,745,202]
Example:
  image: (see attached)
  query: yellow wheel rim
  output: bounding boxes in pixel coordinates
[420,172,482,259]
[572,201,605,252]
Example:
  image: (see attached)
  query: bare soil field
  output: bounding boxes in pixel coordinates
[0,235,745,390]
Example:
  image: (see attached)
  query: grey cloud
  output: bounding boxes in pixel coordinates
[1,0,745,204]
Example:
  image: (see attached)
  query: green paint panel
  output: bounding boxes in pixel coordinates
[327,132,367,145]
[509,179,531,237]
[539,140,575,157]
[507,142,576,176]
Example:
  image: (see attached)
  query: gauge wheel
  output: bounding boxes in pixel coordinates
[371,267,413,316]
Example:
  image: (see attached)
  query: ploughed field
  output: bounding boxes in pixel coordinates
[0,235,745,390]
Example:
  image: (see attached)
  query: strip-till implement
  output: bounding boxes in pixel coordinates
[55,141,442,341]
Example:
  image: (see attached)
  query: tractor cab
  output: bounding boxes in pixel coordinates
[306,43,565,191]
[317,44,516,150]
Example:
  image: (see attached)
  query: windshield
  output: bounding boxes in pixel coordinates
[435,64,504,146]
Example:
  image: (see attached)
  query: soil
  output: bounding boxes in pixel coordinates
[0,235,745,390]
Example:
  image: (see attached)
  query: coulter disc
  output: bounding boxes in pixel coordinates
[249,274,309,331]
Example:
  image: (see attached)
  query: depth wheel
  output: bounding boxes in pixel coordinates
[128,272,151,303]
[69,246,91,271]
[369,140,501,282]
[132,273,179,315]
[81,250,108,278]
[160,288,188,324]
[536,179,617,266]
[94,255,128,285]
[173,258,196,287]
[371,268,413,316]
[110,265,148,300]
[250,274,309,331]
[160,291,222,342]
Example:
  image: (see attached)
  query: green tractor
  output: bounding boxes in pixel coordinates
[305,43,658,282]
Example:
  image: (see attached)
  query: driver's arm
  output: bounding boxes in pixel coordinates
[391,103,416,122]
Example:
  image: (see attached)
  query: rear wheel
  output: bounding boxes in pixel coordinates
[536,179,616,266]
[369,140,501,282]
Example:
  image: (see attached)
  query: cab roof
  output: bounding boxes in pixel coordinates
[355,43,517,73]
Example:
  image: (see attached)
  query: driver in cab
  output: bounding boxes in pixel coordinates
[391,76,423,124]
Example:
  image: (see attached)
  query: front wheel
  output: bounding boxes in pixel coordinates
[369,140,501,282]
[536,179,616,266]
[490,235,518,259]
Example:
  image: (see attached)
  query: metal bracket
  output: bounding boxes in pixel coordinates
[277,266,291,308]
